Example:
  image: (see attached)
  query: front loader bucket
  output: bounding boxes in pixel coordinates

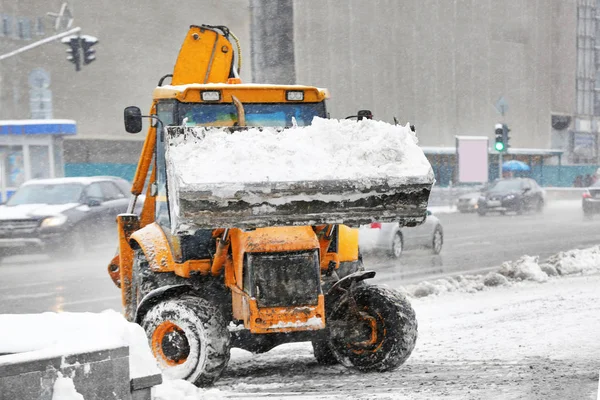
[164,120,434,233]
[171,178,431,232]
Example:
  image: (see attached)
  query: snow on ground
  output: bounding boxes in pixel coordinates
[166,118,433,185]
[404,245,600,298]
[0,310,160,379]
[1,245,599,399]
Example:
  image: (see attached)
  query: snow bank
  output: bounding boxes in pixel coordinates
[52,373,84,400]
[405,245,600,298]
[166,117,434,185]
[0,310,159,379]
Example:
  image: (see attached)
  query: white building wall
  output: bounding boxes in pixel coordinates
[293,0,576,150]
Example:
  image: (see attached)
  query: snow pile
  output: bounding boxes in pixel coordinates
[0,310,159,379]
[405,245,600,298]
[166,117,433,185]
[52,373,84,400]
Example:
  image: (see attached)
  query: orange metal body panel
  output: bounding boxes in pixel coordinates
[228,226,324,331]
[337,224,360,262]
[129,223,212,278]
[172,26,234,85]
[153,85,327,104]
[242,295,325,334]
[130,105,156,196]
[116,214,141,306]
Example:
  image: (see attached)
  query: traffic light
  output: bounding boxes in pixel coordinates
[502,123,511,150]
[81,35,98,65]
[61,35,81,71]
[494,123,505,152]
[61,34,98,71]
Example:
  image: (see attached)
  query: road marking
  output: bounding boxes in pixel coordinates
[1,292,56,300]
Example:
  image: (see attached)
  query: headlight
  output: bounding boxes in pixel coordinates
[41,215,68,227]
[504,194,515,200]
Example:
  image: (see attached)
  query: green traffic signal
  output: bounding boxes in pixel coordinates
[494,141,505,152]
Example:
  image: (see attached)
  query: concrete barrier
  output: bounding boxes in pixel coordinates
[0,346,162,400]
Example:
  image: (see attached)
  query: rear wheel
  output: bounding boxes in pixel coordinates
[389,232,403,259]
[141,295,231,387]
[477,208,487,216]
[327,285,417,372]
[312,338,338,365]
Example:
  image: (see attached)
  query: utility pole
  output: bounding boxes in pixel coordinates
[0,27,81,62]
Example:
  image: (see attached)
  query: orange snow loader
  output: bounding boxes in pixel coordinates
[107,25,433,386]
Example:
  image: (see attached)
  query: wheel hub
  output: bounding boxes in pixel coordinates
[152,321,190,365]
[162,329,190,362]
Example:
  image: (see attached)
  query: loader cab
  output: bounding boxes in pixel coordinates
[152,84,330,129]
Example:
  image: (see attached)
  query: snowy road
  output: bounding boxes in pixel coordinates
[192,273,600,400]
[0,200,598,315]
[369,200,600,285]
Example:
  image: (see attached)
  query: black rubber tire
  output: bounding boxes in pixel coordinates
[431,226,443,255]
[477,209,487,216]
[128,249,189,321]
[389,232,403,259]
[128,249,155,321]
[312,338,338,365]
[327,285,417,372]
[141,295,231,387]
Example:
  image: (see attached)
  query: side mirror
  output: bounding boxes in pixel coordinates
[124,106,143,133]
[87,198,102,207]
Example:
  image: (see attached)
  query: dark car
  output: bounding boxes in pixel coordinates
[477,178,545,216]
[582,180,600,217]
[0,176,134,262]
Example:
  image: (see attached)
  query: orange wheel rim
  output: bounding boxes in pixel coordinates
[151,321,189,366]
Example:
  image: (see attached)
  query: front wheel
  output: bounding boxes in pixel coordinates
[327,285,417,372]
[141,295,231,387]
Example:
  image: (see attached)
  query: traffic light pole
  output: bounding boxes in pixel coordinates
[0,27,81,61]
[498,152,503,179]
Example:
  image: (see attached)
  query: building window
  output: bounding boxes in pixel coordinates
[17,18,31,40]
[29,146,51,179]
[36,16,45,36]
[0,146,25,188]
[2,15,12,36]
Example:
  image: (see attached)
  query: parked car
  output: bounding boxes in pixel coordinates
[477,178,545,216]
[456,192,481,213]
[0,176,135,262]
[582,180,600,217]
[358,210,443,258]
